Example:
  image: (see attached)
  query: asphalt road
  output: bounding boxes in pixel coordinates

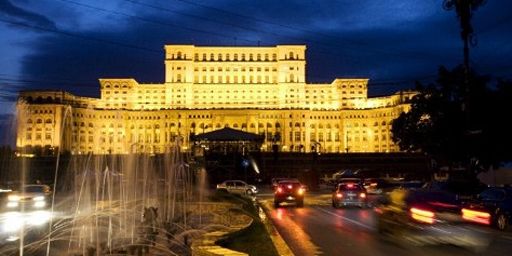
[258,189,512,256]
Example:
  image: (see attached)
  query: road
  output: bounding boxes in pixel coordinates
[258,189,512,256]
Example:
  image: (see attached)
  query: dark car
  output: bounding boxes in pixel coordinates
[271,178,299,191]
[463,187,512,231]
[332,182,368,208]
[274,180,305,208]
[375,188,491,249]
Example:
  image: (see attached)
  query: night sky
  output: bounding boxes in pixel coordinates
[0,0,511,125]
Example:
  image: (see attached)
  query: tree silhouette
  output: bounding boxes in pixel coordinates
[392,66,512,171]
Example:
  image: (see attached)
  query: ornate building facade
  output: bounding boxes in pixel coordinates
[16,45,415,155]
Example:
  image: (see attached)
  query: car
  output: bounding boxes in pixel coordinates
[363,178,396,194]
[332,182,368,208]
[271,178,299,191]
[463,187,512,231]
[1,184,52,243]
[5,184,52,210]
[375,188,491,250]
[274,180,305,208]
[216,180,258,196]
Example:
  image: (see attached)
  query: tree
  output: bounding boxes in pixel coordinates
[392,66,512,171]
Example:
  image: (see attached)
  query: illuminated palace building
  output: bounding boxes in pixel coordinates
[16,45,415,155]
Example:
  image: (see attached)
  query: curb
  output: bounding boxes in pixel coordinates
[257,199,295,256]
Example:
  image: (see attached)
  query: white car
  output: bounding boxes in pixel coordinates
[6,184,51,209]
[216,180,258,196]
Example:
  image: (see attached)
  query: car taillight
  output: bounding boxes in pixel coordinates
[410,207,435,224]
[347,183,354,188]
[359,193,366,198]
[276,187,283,194]
[462,208,491,225]
[298,188,305,195]
[336,193,343,198]
[287,184,293,189]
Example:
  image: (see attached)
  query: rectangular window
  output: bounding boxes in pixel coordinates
[294,132,301,142]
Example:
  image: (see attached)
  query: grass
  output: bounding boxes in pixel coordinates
[210,191,280,256]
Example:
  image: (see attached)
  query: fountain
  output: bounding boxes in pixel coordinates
[0,102,248,256]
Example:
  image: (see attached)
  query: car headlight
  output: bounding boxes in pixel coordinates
[34,201,46,208]
[7,195,20,202]
[6,201,19,208]
[33,196,45,201]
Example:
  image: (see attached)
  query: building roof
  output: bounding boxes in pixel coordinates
[191,127,264,142]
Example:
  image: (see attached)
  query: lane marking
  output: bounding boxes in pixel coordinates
[314,206,374,230]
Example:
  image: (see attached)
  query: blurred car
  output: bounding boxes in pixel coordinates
[1,184,52,243]
[375,188,491,250]
[216,180,258,196]
[271,178,299,190]
[363,178,405,195]
[274,180,305,208]
[5,184,51,210]
[422,180,486,202]
[332,182,368,208]
[463,187,512,231]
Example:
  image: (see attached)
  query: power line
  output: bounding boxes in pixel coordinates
[168,0,439,60]
[56,0,257,44]
[0,18,161,55]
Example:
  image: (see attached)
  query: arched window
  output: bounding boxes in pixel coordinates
[27,119,33,124]
[36,119,42,124]
[289,51,294,59]
[176,51,182,59]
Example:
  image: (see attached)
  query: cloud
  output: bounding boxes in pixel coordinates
[0,0,56,30]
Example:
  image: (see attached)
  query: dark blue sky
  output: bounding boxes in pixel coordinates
[0,0,511,119]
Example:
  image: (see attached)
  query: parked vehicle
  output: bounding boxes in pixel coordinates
[463,187,512,231]
[216,180,258,196]
[332,181,368,208]
[375,188,491,250]
[274,180,305,208]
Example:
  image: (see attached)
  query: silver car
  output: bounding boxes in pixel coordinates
[216,180,258,196]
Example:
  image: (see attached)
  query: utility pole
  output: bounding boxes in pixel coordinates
[443,0,486,126]
[443,0,486,171]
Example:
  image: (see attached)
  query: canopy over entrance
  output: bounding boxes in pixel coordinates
[191,127,264,155]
